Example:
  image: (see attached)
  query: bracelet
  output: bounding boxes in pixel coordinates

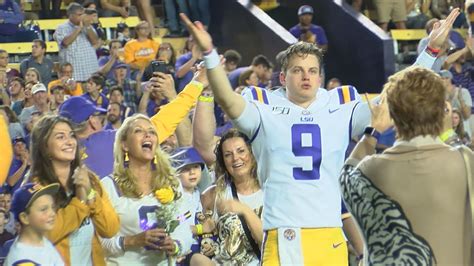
[119,236,125,251]
[203,49,219,70]
[173,240,182,256]
[196,224,203,235]
[356,254,364,261]
[198,95,214,102]
[203,47,214,56]
[425,46,440,57]
[439,128,456,142]
[87,189,96,201]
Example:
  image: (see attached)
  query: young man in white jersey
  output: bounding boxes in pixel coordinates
[180,9,459,265]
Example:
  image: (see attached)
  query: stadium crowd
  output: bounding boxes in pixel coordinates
[0,0,473,265]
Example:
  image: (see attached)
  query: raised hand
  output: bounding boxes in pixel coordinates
[180,13,213,52]
[428,8,461,50]
[366,93,393,133]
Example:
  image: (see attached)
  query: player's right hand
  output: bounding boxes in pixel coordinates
[180,13,213,52]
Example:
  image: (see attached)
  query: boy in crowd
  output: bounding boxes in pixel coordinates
[172,147,214,262]
[0,188,15,235]
[82,73,109,109]
[5,183,64,265]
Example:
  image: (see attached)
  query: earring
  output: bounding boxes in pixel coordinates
[124,152,129,162]
[153,155,158,164]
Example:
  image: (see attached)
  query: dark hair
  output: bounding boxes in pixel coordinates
[238,69,255,87]
[50,84,65,93]
[280,41,323,74]
[30,116,79,208]
[109,85,124,97]
[116,22,129,33]
[214,129,259,192]
[32,39,46,50]
[0,105,20,123]
[10,77,25,88]
[452,108,468,140]
[108,39,122,49]
[134,21,152,40]
[251,54,271,69]
[224,49,242,65]
[156,42,177,66]
[88,73,105,88]
[83,1,96,8]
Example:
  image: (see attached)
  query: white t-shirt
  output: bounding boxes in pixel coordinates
[4,236,64,266]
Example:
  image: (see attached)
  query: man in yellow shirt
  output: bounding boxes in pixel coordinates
[48,62,83,96]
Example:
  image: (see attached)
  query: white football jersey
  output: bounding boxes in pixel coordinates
[233,86,370,230]
[100,176,194,265]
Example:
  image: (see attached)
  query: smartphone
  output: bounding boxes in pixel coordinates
[151,60,170,75]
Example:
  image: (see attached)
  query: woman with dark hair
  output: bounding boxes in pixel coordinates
[452,108,471,145]
[29,115,120,265]
[192,87,263,265]
[237,69,259,88]
[123,21,159,74]
[142,42,177,81]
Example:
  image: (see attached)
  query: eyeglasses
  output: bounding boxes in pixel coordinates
[159,47,171,50]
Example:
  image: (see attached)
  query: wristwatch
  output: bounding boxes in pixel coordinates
[364,126,381,141]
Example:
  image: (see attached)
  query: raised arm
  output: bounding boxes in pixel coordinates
[180,13,246,120]
[192,87,219,166]
[150,70,207,143]
[0,117,12,185]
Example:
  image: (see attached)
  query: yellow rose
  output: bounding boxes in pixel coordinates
[155,187,175,204]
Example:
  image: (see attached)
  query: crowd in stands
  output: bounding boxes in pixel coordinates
[0,0,472,265]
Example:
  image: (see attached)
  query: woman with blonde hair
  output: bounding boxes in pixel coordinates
[100,114,193,265]
[29,115,120,265]
[24,67,41,84]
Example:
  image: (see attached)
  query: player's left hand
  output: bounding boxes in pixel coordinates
[428,8,460,50]
[366,93,393,133]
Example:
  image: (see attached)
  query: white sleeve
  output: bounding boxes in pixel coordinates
[99,177,124,257]
[351,102,371,137]
[414,50,437,69]
[99,235,125,257]
[231,100,262,140]
[462,88,473,108]
[171,188,195,256]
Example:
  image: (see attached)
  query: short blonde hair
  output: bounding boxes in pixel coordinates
[385,66,446,140]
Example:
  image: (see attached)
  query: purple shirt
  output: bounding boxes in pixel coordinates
[175,52,194,92]
[228,67,249,89]
[81,92,109,110]
[81,130,116,178]
[450,64,474,112]
[7,158,27,193]
[289,24,328,46]
[0,0,23,35]
[146,98,168,118]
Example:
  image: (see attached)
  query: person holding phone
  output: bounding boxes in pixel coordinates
[27,115,119,265]
[142,42,177,82]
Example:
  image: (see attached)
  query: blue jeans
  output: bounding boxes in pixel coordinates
[189,0,210,26]
[163,0,190,32]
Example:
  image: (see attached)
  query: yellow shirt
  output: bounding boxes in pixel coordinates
[48,79,84,96]
[124,39,159,70]
[0,118,12,185]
